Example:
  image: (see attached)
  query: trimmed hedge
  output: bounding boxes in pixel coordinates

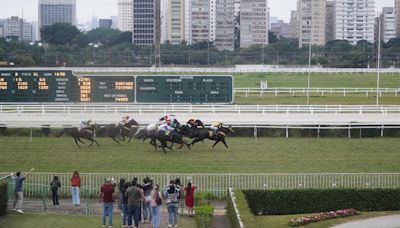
[0,181,8,216]
[244,189,400,215]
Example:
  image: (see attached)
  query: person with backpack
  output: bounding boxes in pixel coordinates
[165,180,179,228]
[50,176,61,206]
[150,184,162,228]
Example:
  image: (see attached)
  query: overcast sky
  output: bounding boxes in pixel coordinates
[0,0,395,23]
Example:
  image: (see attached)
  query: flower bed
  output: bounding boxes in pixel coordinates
[288,209,360,226]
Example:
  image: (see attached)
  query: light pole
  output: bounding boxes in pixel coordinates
[307,6,313,106]
[376,13,382,105]
[37,42,48,67]
[207,43,210,65]
[88,42,101,64]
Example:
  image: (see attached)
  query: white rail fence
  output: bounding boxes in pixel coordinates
[2,173,400,198]
[2,104,400,114]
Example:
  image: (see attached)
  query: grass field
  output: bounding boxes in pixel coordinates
[1,136,400,173]
[0,213,196,228]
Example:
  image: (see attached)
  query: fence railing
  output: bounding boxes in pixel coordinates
[2,173,400,198]
[1,104,400,114]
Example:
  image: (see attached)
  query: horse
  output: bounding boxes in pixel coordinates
[155,130,191,153]
[57,124,100,148]
[185,125,235,150]
[98,119,139,144]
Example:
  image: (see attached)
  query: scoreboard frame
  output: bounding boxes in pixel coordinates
[0,70,234,104]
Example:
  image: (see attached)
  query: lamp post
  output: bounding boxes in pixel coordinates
[376,13,382,105]
[88,42,101,64]
[207,43,210,65]
[37,42,48,67]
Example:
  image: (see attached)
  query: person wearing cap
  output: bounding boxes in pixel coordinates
[100,178,116,228]
[11,168,34,214]
[210,122,223,133]
[158,119,175,136]
[119,116,131,131]
[80,119,93,134]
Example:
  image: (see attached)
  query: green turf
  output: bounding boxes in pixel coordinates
[0,213,196,228]
[1,137,400,173]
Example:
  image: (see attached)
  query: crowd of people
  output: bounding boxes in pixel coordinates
[11,169,197,228]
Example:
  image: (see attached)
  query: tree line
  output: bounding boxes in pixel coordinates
[1,23,400,67]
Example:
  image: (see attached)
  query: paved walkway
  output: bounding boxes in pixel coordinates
[8,199,230,228]
[332,215,400,228]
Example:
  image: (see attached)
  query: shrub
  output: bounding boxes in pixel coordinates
[244,189,400,215]
[0,181,8,216]
[195,191,213,206]
[194,204,215,228]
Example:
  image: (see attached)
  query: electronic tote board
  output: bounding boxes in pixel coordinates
[0,70,233,103]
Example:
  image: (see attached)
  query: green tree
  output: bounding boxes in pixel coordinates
[41,23,81,45]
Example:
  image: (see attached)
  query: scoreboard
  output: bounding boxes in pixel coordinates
[0,70,233,103]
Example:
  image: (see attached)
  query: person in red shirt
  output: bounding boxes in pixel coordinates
[100,178,115,227]
[184,182,197,216]
[70,171,81,206]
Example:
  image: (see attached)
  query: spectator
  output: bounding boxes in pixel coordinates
[70,171,81,206]
[165,180,179,228]
[142,176,153,223]
[50,176,61,206]
[184,182,196,216]
[132,177,143,223]
[100,178,115,228]
[121,181,131,228]
[11,168,34,214]
[118,178,126,214]
[125,179,145,228]
[150,184,162,228]
[174,178,182,214]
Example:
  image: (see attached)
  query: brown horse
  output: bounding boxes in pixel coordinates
[181,125,234,150]
[57,124,100,148]
[97,119,139,144]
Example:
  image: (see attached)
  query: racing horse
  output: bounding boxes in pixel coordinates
[184,125,234,150]
[56,124,100,148]
[97,119,139,144]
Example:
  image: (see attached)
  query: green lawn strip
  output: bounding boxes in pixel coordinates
[233,190,400,228]
[1,137,400,173]
[0,213,196,228]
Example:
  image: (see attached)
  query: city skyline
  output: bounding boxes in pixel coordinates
[0,0,395,24]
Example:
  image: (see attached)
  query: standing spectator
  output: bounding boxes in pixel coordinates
[142,176,153,223]
[70,171,81,206]
[184,182,196,216]
[174,178,182,214]
[11,168,34,214]
[100,178,115,228]
[118,178,126,214]
[150,184,162,228]
[125,179,145,228]
[50,176,61,206]
[121,181,131,228]
[165,180,179,228]
[132,177,143,223]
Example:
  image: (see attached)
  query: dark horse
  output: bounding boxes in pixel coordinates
[180,125,234,150]
[57,124,100,148]
[154,130,191,153]
[98,119,139,144]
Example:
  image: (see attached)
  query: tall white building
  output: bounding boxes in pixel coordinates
[240,0,269,48]
[396,0,400,37]
[190,0,210,43]
[380,7,396,43]
[38,0,76,30]
[298,0,326,48]
[289,10,299,39]
[167,0,185,44]
[326,0,335,42]
[2,17,33,42]
[118,0,133,32]
[209,0,216,41]
[334,0,375,45]
[215,0,235,50]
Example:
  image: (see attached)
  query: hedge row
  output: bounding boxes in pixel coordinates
[244,189,400,215]
[0,181,8,216]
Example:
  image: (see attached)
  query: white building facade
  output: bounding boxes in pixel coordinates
[215,0,235,51]
[334,0,375,45]
[298,0,326,48]
[240,0,269,48]
[38,0,76,29]
[380,7,396,43]
[118,0,133,32]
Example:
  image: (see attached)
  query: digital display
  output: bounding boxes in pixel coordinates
[0,71,233,103]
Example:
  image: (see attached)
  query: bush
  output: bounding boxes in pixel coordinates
[195,191,213,206]
[244,189,400,215]
[194,204,214,228]
[0,181,8,216]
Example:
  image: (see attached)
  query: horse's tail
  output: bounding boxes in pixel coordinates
[56,128,67,137]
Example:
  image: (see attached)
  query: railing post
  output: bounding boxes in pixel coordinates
[286,126,289,138]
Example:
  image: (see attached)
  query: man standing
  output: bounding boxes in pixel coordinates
[125,179,145,228]
[100,178,115,228]
[12,168,34,214]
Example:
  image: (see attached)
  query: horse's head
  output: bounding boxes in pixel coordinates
[127,119,139,127]
[220,125,234,135]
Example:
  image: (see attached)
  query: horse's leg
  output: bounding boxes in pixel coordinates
[78,137,85,144]
[221,139,229,149]
[190,138,203,146]
[111,136,121,144]
[88,138,94,147]
[74,137,81,149]
[210,140,220,150]
[93,138,100,147]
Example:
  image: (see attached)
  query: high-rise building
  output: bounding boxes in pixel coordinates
[378,7,396,43]
[110,16,119,29]
[325,0,335,42]
[270,20,290,39]
[209,0,217,41]
[334,0,375,45]
[38,0,76,30]
[240,0,269,48]
[132,0,161,45]
[118,0,133,32]
[3,16,33,41]
[0,20,4,38]
[99,19,113,29]
[191,0,210,43]
[215,0,235,51]
[184,0,192,43]
[168,0,185,44]
[396,0,400,37]
[289,10,299,39]
[91,16,99,30]
[298,0,326,48]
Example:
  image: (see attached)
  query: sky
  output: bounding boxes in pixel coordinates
[0,0,396,23]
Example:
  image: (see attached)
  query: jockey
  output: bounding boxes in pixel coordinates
[80,119,92,133]
[158,119,175,136]
[210,122,223,133]
[159,114,179,128]
[187,118,200,128]
[119,115,130,130]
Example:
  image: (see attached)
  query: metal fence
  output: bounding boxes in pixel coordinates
[2,173,400,198]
